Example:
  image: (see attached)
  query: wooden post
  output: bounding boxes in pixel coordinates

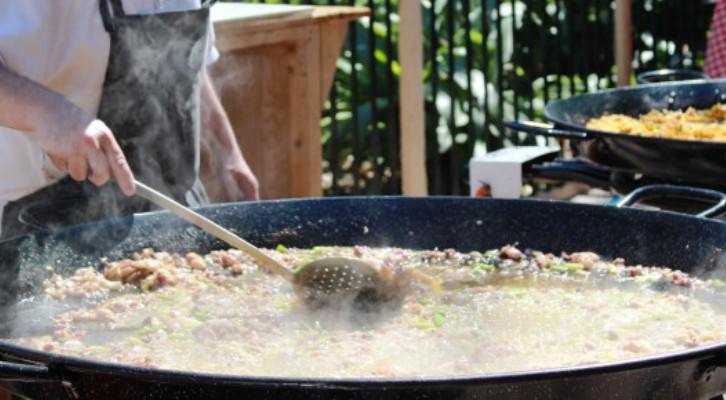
[615,0,633,87]
[398,0,428,195]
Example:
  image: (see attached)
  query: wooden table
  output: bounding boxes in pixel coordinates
[209,4,369,199]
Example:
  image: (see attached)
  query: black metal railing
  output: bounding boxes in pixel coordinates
[228,0,713,195]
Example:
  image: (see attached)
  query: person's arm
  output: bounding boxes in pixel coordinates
[200,70,259,201]
[0,65,135,195]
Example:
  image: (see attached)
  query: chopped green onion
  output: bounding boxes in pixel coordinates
[413,317,434,330]
[140,274,156,292]
[433,306,445,327]
[276,244,288,254]
[192,309,210,321]
[549,264,567,273]
[296,247,329,267]
[179,318,203,330]
[311,246,330,256]
[126,336,144,346]
[565,262,585,271]
[273,295,290,310]
[474,263,495,272]
[484,249,499,258]
[550,262,584,273]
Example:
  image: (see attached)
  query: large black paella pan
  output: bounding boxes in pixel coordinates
[0,197,726,399]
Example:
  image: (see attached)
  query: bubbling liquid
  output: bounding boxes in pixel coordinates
[8,246,726,378]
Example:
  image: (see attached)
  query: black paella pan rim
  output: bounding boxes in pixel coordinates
[1,338,726,388]
[543,78,726,147]
[2,197,726,390]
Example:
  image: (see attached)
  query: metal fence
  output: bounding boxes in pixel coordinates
[235,0,714,195]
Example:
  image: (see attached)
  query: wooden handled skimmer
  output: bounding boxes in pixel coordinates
[134,180,389,309]
[134,180,294,281]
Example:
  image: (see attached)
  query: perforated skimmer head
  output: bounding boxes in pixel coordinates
[292,257,388,310]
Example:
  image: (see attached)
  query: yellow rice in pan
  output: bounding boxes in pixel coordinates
[585,103,726,142]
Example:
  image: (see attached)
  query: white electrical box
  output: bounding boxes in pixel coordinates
[469,146,559,198]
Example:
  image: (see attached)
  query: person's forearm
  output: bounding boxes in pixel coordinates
[200,71,241,154]
[0,65,84,135]
[0,65,136,194]
[200,70,258,201]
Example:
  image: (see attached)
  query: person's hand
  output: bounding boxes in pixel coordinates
[213,150,259,201]
[34,105,136,196]
[0,66,135,195]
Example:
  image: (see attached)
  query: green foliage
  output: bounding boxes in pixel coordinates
[227,0,711,195]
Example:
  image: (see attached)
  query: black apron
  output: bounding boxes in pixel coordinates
[1,0,213,240]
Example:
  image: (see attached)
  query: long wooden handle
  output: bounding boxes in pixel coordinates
[134,180,294,281]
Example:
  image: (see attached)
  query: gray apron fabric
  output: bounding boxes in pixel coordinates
[1,0,213,240]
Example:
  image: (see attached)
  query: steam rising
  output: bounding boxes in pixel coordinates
[96,10,209,207]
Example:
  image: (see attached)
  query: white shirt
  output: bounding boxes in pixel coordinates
[0,0,219,230]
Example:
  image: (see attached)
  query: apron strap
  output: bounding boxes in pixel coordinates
[99,0,127,32]
[100,0,214,32]
[110,0,126,17]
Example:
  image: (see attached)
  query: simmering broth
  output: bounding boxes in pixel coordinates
[8,245,726,378]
